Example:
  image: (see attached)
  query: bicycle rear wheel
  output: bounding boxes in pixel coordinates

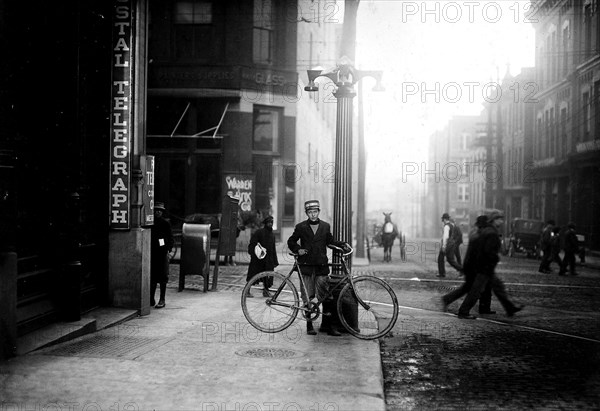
[337,276,399,340]
[241,271,299,333]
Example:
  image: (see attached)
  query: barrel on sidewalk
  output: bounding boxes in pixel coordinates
[179,223,211,292]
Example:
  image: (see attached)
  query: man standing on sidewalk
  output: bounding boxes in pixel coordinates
[287,200,344,336]
[245,215,278,297]
[437,213,463,278]
[151,202,174,309]
[457,210,523,319]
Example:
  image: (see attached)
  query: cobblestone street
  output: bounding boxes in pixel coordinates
[177,240,600,410]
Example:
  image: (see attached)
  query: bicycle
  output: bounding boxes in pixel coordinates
[241,243,399,340]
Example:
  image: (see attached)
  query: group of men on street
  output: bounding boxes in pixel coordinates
[439,210,524,319]
[538,219,580,276]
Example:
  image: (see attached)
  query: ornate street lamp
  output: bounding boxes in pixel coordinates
[304,59,383,269]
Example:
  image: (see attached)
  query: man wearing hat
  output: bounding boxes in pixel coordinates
[538,219,556,274]
[441,214,494,314]
[437,212,463,278]
[287,200,345,336]
[457,209,524,319]
[245,215,279,297]
[559,222,579,276]
[151,202,174,309]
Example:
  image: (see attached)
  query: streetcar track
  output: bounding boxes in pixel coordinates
[395,304,600,344]
[220,280,600,344]
[384,277,600,289]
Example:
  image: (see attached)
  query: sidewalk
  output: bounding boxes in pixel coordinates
[2,285,385,410]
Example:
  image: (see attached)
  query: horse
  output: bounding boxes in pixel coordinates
[381,212,399,262]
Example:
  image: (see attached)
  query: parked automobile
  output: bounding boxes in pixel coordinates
[506,218,545,258]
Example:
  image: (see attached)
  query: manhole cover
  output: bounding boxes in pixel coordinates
[39,335,166,359]
[236,347,303,359]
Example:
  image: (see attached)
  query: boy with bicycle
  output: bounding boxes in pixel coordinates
[287,200,346,336]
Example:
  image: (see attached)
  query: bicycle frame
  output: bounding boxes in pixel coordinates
[266,246,371,319]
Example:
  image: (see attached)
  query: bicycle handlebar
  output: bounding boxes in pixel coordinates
[288,243,354,257]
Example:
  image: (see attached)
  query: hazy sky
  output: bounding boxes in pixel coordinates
[354,0,536,215]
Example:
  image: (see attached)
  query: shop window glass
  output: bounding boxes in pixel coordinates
[253,107,280,152]
[174,1,212,24]
[284,165,297,218]
[253,156,278,230]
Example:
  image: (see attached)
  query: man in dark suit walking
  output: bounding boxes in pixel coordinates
[287,200,344,336]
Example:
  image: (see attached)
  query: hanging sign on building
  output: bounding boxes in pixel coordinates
[142,156,155,226]
[109,0,133,229]
[223,173,255,212]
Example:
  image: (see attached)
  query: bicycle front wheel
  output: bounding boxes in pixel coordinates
[337,276,399,340]
[241,271,299,333]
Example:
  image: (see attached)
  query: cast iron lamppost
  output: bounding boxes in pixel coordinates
[304,58,383,269]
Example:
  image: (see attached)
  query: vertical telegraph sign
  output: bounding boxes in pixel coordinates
[109,0,133,229]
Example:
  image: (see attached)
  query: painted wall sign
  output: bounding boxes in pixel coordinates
[223,173,255,212]
[149,65,299,97]
[109,0,133,229]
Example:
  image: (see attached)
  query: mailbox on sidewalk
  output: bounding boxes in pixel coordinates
[179,223,211,292]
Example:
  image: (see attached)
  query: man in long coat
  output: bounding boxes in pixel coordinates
[246,215,278,297]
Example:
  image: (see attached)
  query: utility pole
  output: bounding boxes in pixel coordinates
[445,121,451,212]
[485,103,494,209]
[495,78,504,212]
[356,80,366,258]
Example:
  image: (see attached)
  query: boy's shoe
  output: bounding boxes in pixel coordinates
[155,300,165,309]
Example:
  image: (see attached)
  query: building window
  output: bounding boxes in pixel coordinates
[551,31,557,81]
[253,0,274,65]
[457,184,469,202]
[560,107,567,157]
[583,91,591,141]
[562,25,569,76]
[283,165,296,218]
[595,81,600,139]
[536,117,542,159]
[253,106,280,152]
[253,156,279,229]
[545,110,550,157]
[550,107,555,157]
[173,1,214,60]
[584,4,592,58]
[174,1,212,24]
[461,133,469,150]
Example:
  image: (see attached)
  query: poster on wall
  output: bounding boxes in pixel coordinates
[223,172,255,213]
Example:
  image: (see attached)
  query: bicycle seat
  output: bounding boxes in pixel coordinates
[328,243,353,255]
